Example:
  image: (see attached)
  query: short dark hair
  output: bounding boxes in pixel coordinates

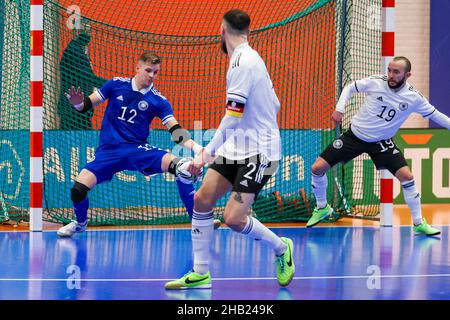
[223,9,250,34]
[393,56,411,73]
[139,52,161,65]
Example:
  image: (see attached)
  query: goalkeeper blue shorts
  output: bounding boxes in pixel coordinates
[83,143,168,184]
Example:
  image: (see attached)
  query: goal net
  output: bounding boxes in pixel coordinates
[0,0,381,225]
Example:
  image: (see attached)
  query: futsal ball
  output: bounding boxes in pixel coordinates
[176,157,202,183]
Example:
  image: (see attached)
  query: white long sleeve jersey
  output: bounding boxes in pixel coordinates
[216,42,281,161]
[337,75,437,142]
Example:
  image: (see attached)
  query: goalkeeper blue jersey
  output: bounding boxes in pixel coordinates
[95,77,174,146]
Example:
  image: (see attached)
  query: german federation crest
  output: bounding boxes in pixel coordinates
[138,100,149,111]
[399,102,408,111]
[333,139,343,149]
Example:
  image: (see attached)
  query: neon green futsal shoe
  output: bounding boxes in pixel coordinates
[306,204,333,228]
[164,271,211,290]
[413,218,440,236]
[276,237,295,287]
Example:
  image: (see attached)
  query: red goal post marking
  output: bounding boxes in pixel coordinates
[30,0,43,231]
[380,0,395,227]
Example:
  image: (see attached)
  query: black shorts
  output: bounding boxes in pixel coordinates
[320,127,408,175]
[208,155,279,197]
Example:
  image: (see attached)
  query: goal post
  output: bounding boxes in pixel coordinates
[379,0,395,227]
[30,0,44,231]
[0,0,389,228]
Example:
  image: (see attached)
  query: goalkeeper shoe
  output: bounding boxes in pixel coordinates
[165,271,211,290]
[306,204,333,228]
[276,237,295,287]
[413,219,440,236]
[57,220,87,237]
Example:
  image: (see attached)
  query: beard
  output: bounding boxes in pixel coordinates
[388,76,406,89]
[220,38,228,54]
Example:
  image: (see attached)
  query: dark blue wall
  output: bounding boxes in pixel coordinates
[430,0,450,127]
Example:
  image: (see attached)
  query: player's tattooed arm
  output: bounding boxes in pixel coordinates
[234,192,244,204]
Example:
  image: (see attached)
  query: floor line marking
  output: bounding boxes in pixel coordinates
[1,273,450,282]
[2,224,448,234]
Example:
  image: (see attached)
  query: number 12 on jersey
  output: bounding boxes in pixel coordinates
[118,106,137,123]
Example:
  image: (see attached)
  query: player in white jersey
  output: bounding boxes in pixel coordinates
[307,56,450,235]
[165,9,295,290]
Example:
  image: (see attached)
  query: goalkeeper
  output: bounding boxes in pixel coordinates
[58,52,218,237]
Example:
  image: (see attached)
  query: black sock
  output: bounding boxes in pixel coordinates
[168,157,181,175]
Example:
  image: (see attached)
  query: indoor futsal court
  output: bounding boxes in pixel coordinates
[1,0,450,303]
[0,209,450,300]
[1,206,450,300]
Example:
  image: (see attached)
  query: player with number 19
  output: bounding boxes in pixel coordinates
[57,52,218,237]
[307,56,450,235]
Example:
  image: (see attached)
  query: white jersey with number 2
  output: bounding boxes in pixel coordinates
[217,42,282,161]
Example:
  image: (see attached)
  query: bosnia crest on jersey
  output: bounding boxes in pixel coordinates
[138,100,149,111]
[399,102,408,111]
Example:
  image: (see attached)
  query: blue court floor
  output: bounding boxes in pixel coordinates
[0,225,449,300]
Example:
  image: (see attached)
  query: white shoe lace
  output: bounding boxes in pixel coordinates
[68,221,79,230]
